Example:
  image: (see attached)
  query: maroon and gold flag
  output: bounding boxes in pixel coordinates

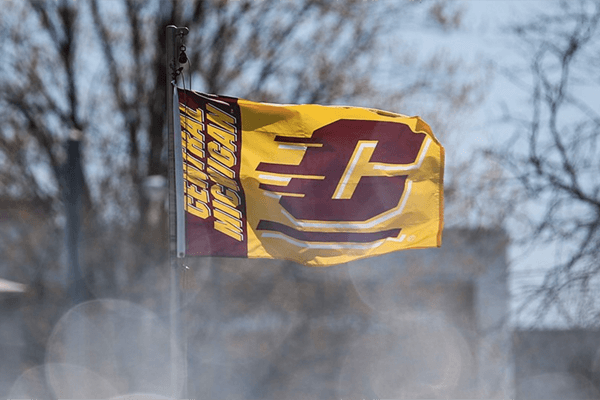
[177,89,444,266]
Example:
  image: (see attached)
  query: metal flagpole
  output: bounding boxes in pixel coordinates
[166,24,188,398]
[64,131,85,305]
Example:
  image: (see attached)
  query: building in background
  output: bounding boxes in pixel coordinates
[1,222,513,398]
[514,329,600,399]
[182,227,513,398]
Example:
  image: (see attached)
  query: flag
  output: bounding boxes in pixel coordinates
[176,88,444,267]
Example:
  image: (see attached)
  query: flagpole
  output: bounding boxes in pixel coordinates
[166,24,188,398]
[64,130,86,305]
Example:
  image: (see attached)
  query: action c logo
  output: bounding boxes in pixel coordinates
[255,119,429,243]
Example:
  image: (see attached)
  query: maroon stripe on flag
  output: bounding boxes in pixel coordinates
[257,220,401,243]
[274,136,320,144]
[179,89,248,258]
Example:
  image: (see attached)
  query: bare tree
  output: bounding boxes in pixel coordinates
[0,0,479,272]
[489,0,600,326]
[0,0,484,373]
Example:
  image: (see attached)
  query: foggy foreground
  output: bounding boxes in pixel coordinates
[3,229,599,399]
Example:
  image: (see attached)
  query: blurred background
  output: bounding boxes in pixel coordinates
[0,0,599,398]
